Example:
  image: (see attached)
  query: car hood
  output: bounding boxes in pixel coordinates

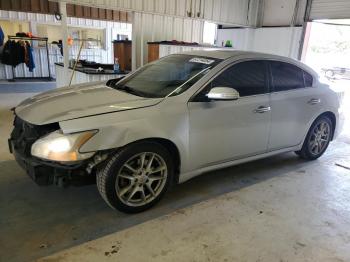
[15,82,162,125]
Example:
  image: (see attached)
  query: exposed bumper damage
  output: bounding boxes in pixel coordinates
[8,116,102,187]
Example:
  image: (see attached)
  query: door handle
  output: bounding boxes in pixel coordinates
[254,106,271,113]
[308,98,321,105]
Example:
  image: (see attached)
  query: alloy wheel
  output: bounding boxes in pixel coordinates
[308,120,331,155]
[115,152,168,207]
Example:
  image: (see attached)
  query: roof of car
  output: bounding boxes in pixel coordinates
[179,49,318,76]
[179,49,289,60]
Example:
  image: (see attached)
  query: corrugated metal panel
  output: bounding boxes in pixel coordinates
[158,44,217,58]
[310,0,350,20]
[0,10,131,80]
[165,0,176,16]
[176,0,187,17]
[154,0,166,13]
[132,12,204,68]
[211,0,222,22]
[56,0,253,26]
[216,27,302,59]
[144,0,155,13]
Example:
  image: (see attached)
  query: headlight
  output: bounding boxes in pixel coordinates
[31,130,97,162]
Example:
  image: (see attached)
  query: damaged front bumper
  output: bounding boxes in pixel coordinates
[8,115,111,187]
[9,138,94,186]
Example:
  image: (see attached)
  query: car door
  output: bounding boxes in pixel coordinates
[268,61,321,150]
[188,60,271,169]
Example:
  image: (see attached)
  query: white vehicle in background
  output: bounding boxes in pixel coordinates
[9,50,344,213]
[322,66,350,80]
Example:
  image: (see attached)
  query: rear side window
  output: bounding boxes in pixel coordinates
[210,60,268,97]
[270,61,305,92]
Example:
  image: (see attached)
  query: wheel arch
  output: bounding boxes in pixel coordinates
[318,111,336,140]
[122,137,181,185]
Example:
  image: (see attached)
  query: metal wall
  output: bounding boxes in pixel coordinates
[132,12,204,68]
[217,27,303,59]
[310,0,350,20]
[0,10,131,80]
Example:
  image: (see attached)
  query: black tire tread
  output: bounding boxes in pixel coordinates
[296,115,333,161]
[96,149,124,210]
[96,141,173,213]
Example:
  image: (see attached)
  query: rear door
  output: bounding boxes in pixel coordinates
[268,61,322,150]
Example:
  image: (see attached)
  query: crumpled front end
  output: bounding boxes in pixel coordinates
[8,116,97,186]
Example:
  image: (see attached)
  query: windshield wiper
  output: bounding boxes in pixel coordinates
[117,85,144,97]
[106,77,125,87]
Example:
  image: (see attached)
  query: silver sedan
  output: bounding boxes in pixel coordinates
[10,50,344,213]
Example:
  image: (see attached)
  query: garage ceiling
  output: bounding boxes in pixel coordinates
[310,0,350,20]
[51,0,350,26]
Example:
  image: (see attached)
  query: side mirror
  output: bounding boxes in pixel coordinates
[206,87,240,101]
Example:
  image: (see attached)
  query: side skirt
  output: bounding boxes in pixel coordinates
[178,145,302,183]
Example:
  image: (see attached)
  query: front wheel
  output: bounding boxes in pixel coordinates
[295,116,333,160]
[325,70,335,79]
[97,142,174,213]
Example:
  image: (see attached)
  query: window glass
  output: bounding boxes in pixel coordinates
[303,71,313,87]
[210,60,268,97]
[114,55,221,98]
[270,61,305,91]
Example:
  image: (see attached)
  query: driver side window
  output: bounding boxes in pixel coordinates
[193,60,268,101]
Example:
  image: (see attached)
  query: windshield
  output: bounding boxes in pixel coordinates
[113,54,221,98]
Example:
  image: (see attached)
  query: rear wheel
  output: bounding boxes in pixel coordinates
[295,116,333,160]
[97,142,173,213]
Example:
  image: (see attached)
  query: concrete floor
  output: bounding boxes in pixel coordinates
[1,81,350,262]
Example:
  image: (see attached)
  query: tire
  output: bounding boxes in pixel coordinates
[96,141,174,213]
[296,115,333,160]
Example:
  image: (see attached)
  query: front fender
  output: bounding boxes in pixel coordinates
[59,104,191,172]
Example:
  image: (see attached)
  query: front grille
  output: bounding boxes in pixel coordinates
[10,116,60,157]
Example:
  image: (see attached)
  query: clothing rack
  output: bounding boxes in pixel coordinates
[8,35,53,81]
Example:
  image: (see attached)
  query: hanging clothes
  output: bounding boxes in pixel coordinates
[18,40,26,64]
[1,40,22,67]
[1,39,35,71]
[26,41,35,72]
[0,26,4,46]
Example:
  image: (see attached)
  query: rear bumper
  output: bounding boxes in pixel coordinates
[334,111,345,139]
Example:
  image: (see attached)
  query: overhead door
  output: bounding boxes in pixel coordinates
[310,0,350,20]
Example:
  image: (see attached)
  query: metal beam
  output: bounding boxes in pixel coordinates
[59,1,69,86]
[255,0,265,28]
[131,12,137,71]
[298,0,313,60]
[290,0,301,27]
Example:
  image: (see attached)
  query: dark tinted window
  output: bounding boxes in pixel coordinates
[270,61,305,91]
[209,60,267,97]
[303,71,313,87]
